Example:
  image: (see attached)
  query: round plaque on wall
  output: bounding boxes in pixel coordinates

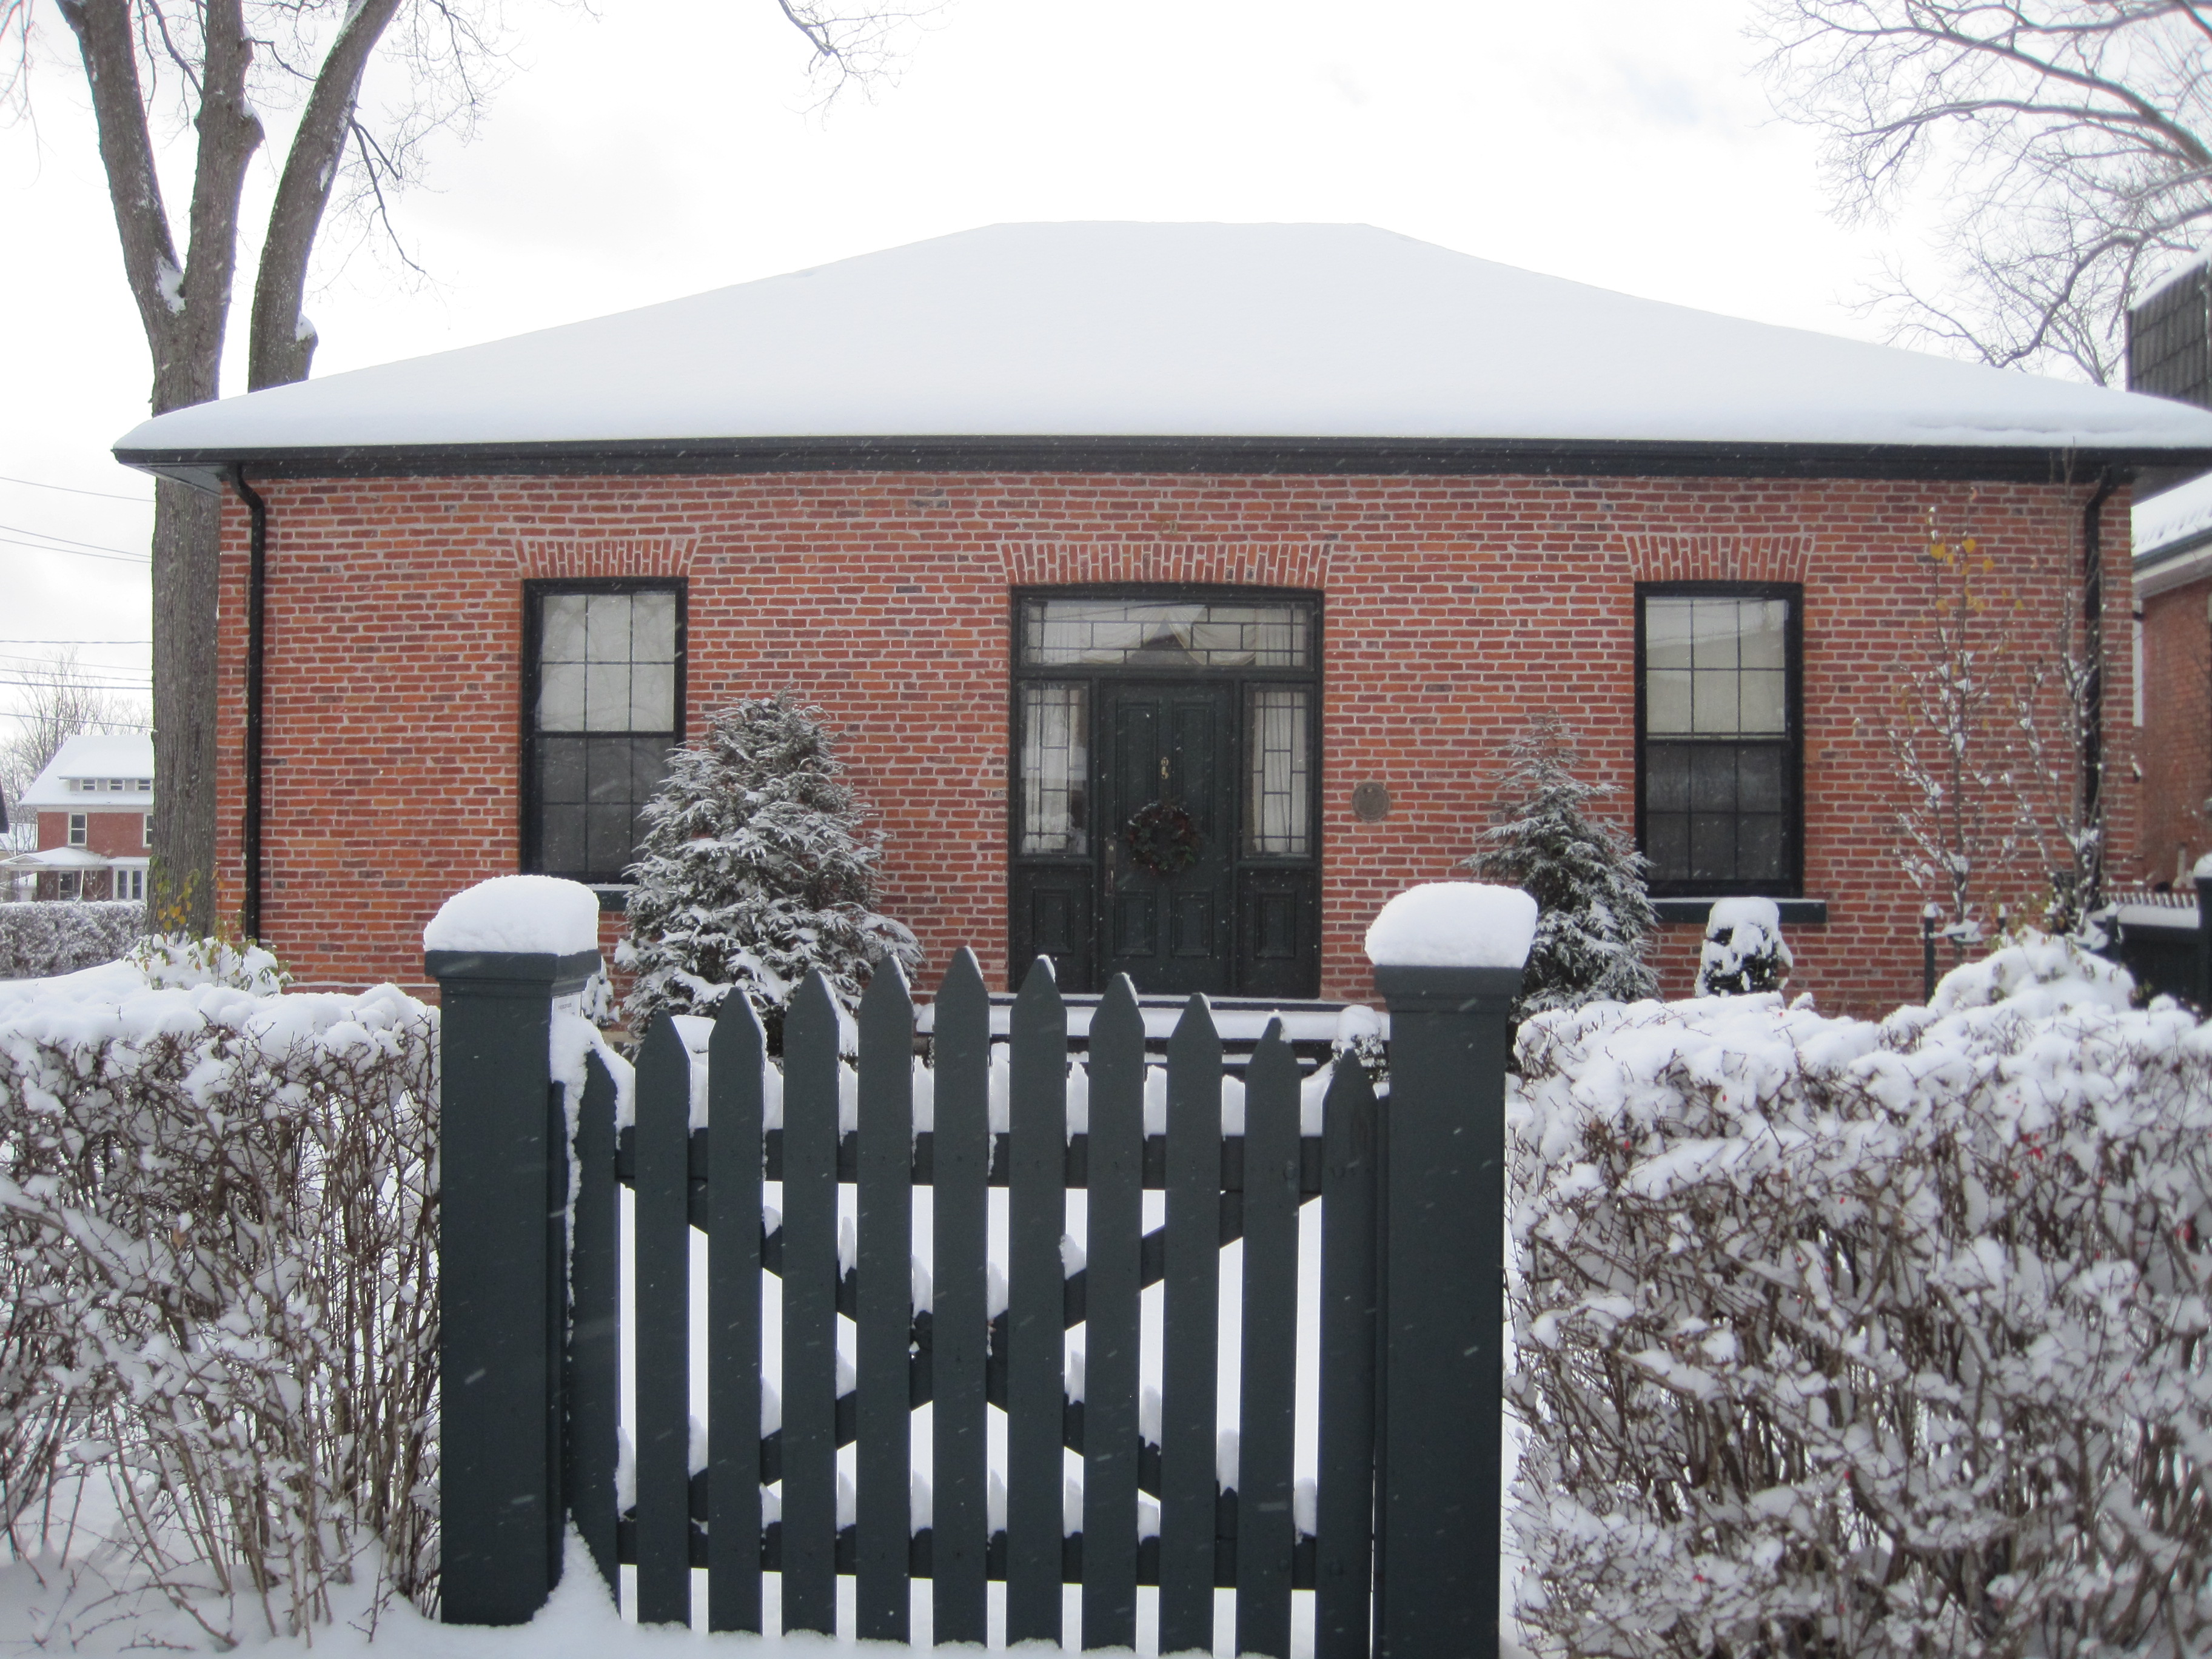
[1351,781,1392,822]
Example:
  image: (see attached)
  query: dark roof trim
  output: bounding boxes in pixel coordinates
[114,433,2211,493]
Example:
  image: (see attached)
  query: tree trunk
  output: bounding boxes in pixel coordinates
[149,480,221,933]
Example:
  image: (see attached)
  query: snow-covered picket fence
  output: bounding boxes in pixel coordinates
[0,900,144,980]
[0,947,438,1646]
[1507,937,2212,1658]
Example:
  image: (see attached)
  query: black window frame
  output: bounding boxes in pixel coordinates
[520,577,688,888]
[1634,580,1805,899]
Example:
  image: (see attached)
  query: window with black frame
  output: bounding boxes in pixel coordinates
[524,582,684,885]
[1637,585,1801,894]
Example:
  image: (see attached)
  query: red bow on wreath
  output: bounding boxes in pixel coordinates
[1123,800,1202,876]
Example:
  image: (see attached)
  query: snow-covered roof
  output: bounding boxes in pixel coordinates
[114,223,2212,487]
[2135,468,2212,600]
[17,733,155,811]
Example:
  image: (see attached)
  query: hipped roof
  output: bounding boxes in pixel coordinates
[113,222,2212,488]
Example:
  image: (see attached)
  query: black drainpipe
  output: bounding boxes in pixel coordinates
[2082,469,2120,914]
[227,466,268,941]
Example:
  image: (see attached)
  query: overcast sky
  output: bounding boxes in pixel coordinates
[0,0,1930,727]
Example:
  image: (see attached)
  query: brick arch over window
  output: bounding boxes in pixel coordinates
[512,537,699,580]
[1000,540,1334,589]
[1623,534,1810,586]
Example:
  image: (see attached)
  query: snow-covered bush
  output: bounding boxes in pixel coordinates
[1509,958,2212,1658]
[1464,719,1657,1021]
[0,899,142,979]
[1693,896,1793,996]
[0,962,438,1640]
[619,694,918,1047]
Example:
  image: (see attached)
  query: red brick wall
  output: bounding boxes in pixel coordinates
[2140,574,2211,882]
[37,808,149,859]
[212,472,2135,1017]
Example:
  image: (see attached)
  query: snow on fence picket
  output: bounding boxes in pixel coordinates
[0,899,143,980]
[1509,939,2212,1659]
[0,951,438,1645]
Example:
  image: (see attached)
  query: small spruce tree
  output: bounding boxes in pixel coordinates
[619,694,919,1047]
[1464,718,1659,1020]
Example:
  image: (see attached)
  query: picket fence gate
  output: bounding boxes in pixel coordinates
[430,930,1520,1658]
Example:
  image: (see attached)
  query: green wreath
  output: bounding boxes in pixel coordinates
[1124,800,1202,876]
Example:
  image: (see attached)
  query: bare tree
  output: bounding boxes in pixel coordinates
[2,0,922,934]
[1757,0,2212,383]
[1874,501,2101,956]
[1,651,150,856]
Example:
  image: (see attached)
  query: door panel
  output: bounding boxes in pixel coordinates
[1104,682,1235,995]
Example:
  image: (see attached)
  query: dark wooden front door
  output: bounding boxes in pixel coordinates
[1101,681,1235,995]
[1007,590,1321,997]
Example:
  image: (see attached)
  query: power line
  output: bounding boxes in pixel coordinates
[0,535,151,566]
[0,677,150,692]
[0,473,152,504]
[0,520,150,558]
[0,638,150,645]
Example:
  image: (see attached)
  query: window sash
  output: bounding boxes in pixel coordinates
[1638,586,1800,894]
[526,584,682,883]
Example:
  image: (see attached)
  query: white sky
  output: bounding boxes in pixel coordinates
[0,0,1928,725]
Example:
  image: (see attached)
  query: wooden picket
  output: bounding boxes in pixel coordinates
[560,955,1383,1654]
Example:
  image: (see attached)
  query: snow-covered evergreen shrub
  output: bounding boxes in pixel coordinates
[1693,896,1793,996]
[1509,956,2212,1659]
[1464,720,1658,1019]
[619,694,918,1046]
[0,899,143,979]
[0,965,440,1638]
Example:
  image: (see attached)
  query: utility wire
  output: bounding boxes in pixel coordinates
[0,473,152,504]
[0,535,150,565]
[0,638,150,645]
[0,520,151,558]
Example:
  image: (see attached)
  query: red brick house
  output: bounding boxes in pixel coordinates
[113,224,2212,1011]
[8,733,154,902]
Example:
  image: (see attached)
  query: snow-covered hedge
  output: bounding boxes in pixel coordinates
[1510,940,2212,1658]
[0,899,144,980]
[0,952,438,1641]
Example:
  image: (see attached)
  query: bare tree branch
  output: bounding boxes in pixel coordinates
[15,0,932,932]
[1760,0,2212,380]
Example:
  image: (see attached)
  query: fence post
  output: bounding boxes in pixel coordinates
[1369,885,1530,1659]
[2197,871,2212,1011]
[427,937,602,1626]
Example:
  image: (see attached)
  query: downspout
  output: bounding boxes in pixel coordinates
[227,466,268,942]
[2082,469,2120,914]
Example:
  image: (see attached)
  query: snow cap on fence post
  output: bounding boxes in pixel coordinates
[1364,882,1530,1659]
[423,876,603,1626]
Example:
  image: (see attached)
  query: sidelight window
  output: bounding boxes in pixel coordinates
[1019,684,1089,855]
[1247,687,1311,856]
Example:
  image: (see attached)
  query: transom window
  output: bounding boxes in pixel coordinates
[1637,585,1801,894]
[1020,597,1312,669]
[523,583,684,885]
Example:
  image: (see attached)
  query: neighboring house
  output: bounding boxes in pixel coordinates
[113,224,2212,1010]
[8,733,153,901]
[2130,264,2212,885]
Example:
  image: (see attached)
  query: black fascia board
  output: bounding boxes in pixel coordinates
[111,432,2212,491]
